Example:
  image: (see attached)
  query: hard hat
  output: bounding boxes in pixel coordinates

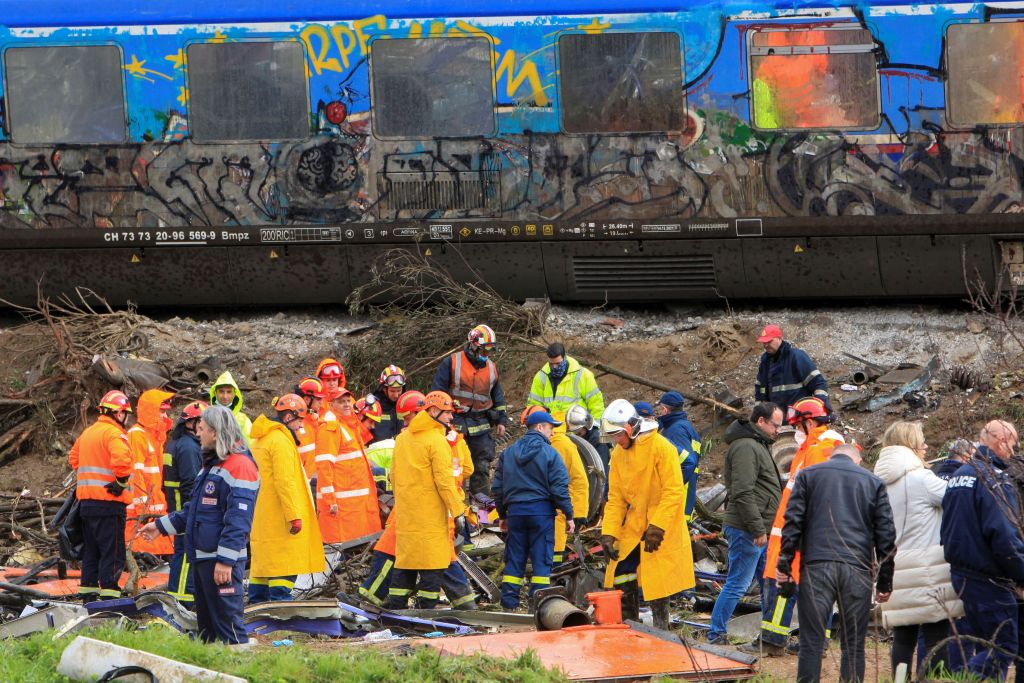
[181,400,208,421]
[296,377,326,399]
[98,390,132,414]
[564,404,593,433]
[599,398,642,443]
[274,393,308,417]
[316,358,345,381]
[757,324,784,343]
[786,397,830,425]
[356,395,383,422]
[379,364,407,387]
[396,390,426,418]
[423,391,455,412]
[520,405,549,427]
[468,324,497,348]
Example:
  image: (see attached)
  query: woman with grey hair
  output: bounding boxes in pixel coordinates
[142,405,259,645]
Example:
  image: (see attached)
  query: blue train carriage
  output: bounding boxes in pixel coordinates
[0,0,1019,305]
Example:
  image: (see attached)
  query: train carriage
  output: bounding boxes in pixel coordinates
[0,0,1020,304]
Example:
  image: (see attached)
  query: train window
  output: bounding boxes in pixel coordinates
[947,22,1024,126]
[187,41,309,142]
[748,27,880,130]
[558,32,685,134]
[370,37,494,138]
[4,45,126,144]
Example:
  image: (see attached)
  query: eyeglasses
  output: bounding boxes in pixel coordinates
[383,374,406,387]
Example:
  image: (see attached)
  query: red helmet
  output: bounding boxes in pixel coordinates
[356,395,383,422]
[98,390,132,414]
[786,397,830,425]
[181,400,208,421]
[296,377,326,399]
[396,390,426,419]
[379,364,407,387]
[274,393,308,417]
[520,405,549,426]
[423,391,455,412]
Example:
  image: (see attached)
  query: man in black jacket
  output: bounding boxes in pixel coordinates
[707,402,783,644]
[778,444,897,683]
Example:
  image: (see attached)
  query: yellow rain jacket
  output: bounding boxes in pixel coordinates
[249,415,325,577]
[602,430,694,601]
[550,426,589,554]
[208,371,253,441]
[392,411,465,570]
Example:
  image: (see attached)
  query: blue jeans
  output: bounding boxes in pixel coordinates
[709,525,766,641]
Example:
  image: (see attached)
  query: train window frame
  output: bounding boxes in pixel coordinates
[368,35,497,140]
[2,43,129,146]
[945,20,1024,128]
[184,39,311,144]
[746,25,882,132]
[556,30,687,135]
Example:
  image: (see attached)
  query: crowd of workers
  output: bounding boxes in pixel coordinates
[66,319,1024,682]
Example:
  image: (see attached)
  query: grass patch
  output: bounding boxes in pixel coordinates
[1,624,568,683]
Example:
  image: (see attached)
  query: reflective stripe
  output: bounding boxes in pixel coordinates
[269,578,295,589]
[134,463,145,470]
[613,573,638,585]
[99,588,121,598]
[250,577,269,585]
[367,558,393,598]
[319,486,336,495]
[761,620,791,635]
[358,586,383,606]
[691,440,702,455]
[336,451,364,462]
[298,443,315,454]
[209,465,259,491]
[315,454,335,463]
[417,590,440,599]
[77,479,116,489]
[163,452,173,466]
[802,369,822,386]
[336,488,370,499]
[388,588,412,596]
[165,480,180,488]
[771,382,804,393]
[78,587,101,595]
[451,352,497,409]
[451,592,477,607]
[528,393,546,403]
[769,528,783,537]
[195,550,216,559]
[195,546,247,561]
[502,575,524,585]
[530,576,550,584]
[157,516,176,535]
[760,594,791,635]
[142,466,160,474]
[176,554,191,599]
[552,552,564,563]
[466,423,493,435]
[79,466,114,476]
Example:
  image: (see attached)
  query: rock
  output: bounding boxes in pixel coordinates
[967,318,986,334]
[600,317,625,329]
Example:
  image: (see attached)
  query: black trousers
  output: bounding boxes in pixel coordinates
[79,504,126,598]
[465,430,496,495]
[891,621,949,678]
[386,568,444,609]
[797,561,873,683]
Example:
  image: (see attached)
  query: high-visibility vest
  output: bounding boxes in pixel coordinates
[450,351,497,411]
[68,415,133,503]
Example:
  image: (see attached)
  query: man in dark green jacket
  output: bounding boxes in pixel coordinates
[707,402,784,644]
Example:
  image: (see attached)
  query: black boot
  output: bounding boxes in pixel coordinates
[620,581,641,622]
[651,597,671,631]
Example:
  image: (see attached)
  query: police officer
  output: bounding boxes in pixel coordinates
[162,400,207,607]
[655,392,702,521]
[68,390,135,600]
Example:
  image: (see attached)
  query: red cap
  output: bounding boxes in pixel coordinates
[757,324,783,343]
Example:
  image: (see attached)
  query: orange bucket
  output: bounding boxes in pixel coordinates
[586,590,623,625]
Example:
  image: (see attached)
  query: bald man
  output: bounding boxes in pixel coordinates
[941,420,1024,681]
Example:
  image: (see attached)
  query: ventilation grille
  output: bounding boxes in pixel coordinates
[378,171,500,212]
[572,255,717,293]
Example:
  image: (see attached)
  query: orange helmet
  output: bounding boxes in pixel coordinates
[356,395,383,422]
[98,390,132,414]
[520,405,549,426]
[316,358,346,385]
[423,391,455,412]
[274,393,308,417]
[379,364,407,388]
[786,397,830,425]
[181,400,208,421]
[296,377,326,399]
[396,390,426,418]
[468,324,496,349]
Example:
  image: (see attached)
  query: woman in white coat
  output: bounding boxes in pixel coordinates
[874,421,962,678]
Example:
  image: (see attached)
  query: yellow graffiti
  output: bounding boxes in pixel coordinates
[177,86,189,106]
[210,32,230,43]
[578,18,611,34]
[124,54,173,83]
[165,49,187,71]
[495,49,549,106]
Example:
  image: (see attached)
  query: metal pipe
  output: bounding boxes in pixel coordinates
[851,367,882,384]
[535,595,592,631]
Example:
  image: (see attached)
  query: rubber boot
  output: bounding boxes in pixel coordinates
[651,598,671,631]
[620,581,641,622]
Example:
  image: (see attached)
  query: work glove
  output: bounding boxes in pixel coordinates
[643,524,665,553]
[454,515,468,539]
[104,477,130,497]
[599,534,619,561]
[289,519,302,535]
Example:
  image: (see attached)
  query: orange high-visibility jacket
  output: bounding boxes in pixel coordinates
[316,414,381,544]
[450,351,497,411]
[296,413,319,482]
[125,389,175,555]
[69,415,134,503]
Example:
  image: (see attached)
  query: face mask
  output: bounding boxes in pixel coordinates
[794,430,807,447]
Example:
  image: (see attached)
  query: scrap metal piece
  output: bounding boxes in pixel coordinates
[863,356,940,412]
[83,592,197,633]
[696,484,727,513]
[244,599,355,638]
[0,603,88,638]
[456,550,500,603]
[532,586,591,631]
[339,601,474,636]
[568,433,605,527]
[398,609,535,629]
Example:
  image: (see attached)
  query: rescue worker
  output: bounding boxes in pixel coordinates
[754,324,831,415]
[655,391,703,522]
[599,399,694,631]
[209,371,252,441]
[523,405,590,565]
[370,364,406,442]
[315,358,346,419]
[431,324,510,495]
[141,406,258,645]
[449,401,477,552]
[68,390,134,600]
[316,388,381,544]
[294,377,326,483]
[125,389,175,556]
[387,391,467,609]
[366,390,424,493]
[248,394,325,603]
[748,397,844,656]
[493,409,573,609]
[355,395,383,445]
[162,400,207,607]
[634,402,655,419]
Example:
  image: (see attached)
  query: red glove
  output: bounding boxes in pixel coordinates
[289,519,302,535]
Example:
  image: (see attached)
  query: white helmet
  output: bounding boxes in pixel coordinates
[565,404,593,433]
[600,398,642,443]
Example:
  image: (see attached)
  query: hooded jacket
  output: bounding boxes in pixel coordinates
[527,356,605,420]
[208,371,252,441]
[658,410,702,520]
[491,430,572,519]
[874,444,961,627]
[126,389,175,555]
[723,419,783,536]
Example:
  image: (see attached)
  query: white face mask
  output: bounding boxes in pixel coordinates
[794,430,807,447]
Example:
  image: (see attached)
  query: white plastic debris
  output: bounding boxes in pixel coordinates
[57,636,246,683]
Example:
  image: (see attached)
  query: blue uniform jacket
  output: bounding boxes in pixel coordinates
[658,410,702,518]
[932,457,965,481]
[940,447,1024,583]
[158,449,259,566]
[491,431,572,519]
[163,423,202,513]
[369,387,401,442]
[755,341,831,414]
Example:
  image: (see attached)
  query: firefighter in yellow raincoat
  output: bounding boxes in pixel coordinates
[248,395,325,602]
[599,399,694,630]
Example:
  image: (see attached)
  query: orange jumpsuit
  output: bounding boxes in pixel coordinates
[125,390,175,555]
[316,414,381,544]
